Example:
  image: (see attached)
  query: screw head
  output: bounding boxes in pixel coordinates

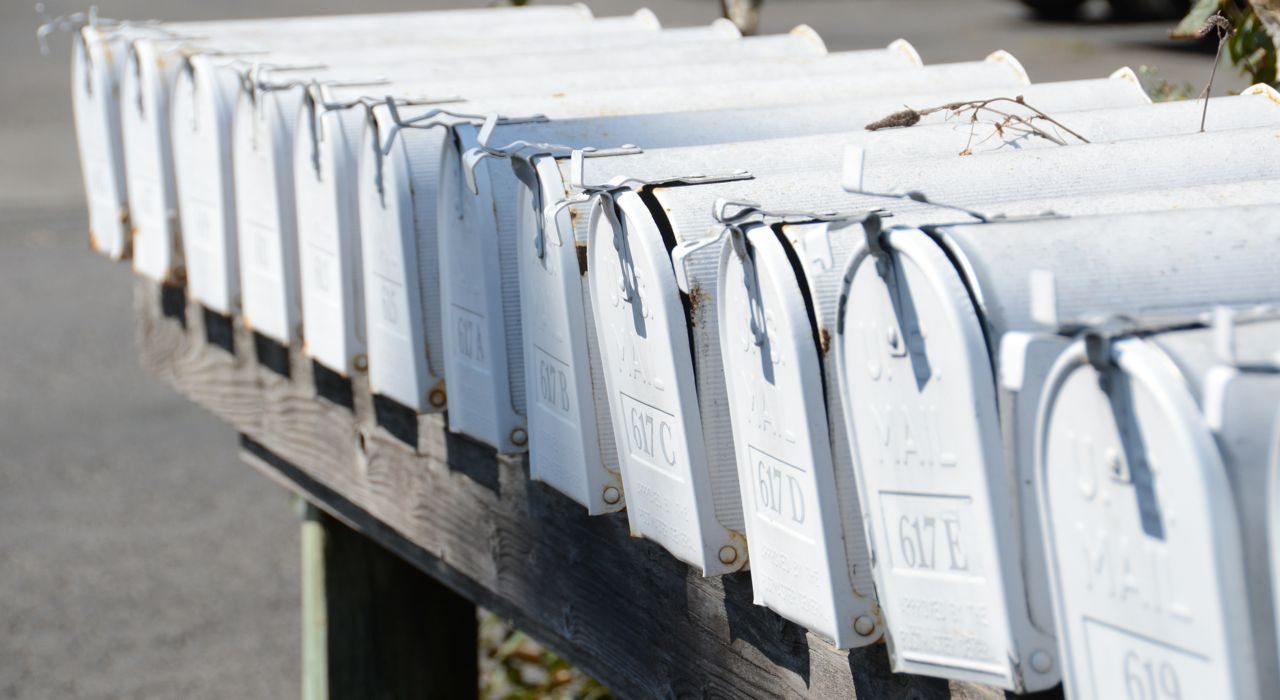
[428,388,447,408]
[853,616,876,637]
[352,354,368,372]
[1029,650,1053,674]
[885,325,900,350]
[602,486,622,505]
[717,545,738,565]
[510,427,528,447]
[1106,448,1123,477]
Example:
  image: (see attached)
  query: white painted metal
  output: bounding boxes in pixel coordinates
[715,215,882,648]
[842,201,1280,690]
[241,26,870,348]
[512,74,1152,514]
[125,11,665,283]
[296,27,853,375]
[66,5,597,260]
[1035,295,1280,700]
[429,55,1026,455]
[582,122,1280,680]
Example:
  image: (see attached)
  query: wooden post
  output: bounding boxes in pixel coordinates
[300,499,479,700]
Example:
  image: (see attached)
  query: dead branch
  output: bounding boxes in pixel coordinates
[1180,12,1234,132]
[865,96,1089,156]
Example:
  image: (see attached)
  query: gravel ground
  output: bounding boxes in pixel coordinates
[0,0,1232,697]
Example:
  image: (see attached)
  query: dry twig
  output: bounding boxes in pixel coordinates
[1180,12,1234,132]
[865,96,1090,156]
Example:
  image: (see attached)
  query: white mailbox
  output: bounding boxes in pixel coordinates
[714,208,884,648]
[836,191,1280,690]
[434,54,1027,455]
[233,15,693,348]
[563,115,1280,682]
[61,5,598,261]
[241,23,860,353]
[167,7,654,317]
[296,26,858,376]
[508,72,1148,513]
[70,21,162,260]
[350,26,844,404]
[571,100,1275,585]
[1036,300,1280,700]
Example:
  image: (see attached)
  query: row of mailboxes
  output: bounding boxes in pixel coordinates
[58,4,1280,696]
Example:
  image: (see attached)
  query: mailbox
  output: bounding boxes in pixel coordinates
[296,26,855,377]
[72,22,160,260]
[835,190,1280,690]
[714,209,884,648]
[167,8,658,316]
[232,13,692,347]
[435,54,1026,454]
[508,71,1147,513]
[568,115,1280,678]
[1035,294,1280,699]
[64,5,600,262]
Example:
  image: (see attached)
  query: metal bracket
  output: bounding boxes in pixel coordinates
[459,113,631,201]
[710,199,881,347]
[543,156,753,267]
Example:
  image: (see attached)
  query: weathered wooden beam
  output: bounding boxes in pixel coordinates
[133,275,1005,700]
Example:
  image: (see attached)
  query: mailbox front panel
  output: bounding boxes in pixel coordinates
[1037,339,1258,700]
[358,120,442,414]
[718,225,878,647]
[439,135,524,451]
[296,108,366,375]
[234,93,301,345]
[519,157,623,513]
[122,44,180,283]
[838,228,1053,690]
[589,193,744,575]
[173,63,241,315]
[73,29,131,259]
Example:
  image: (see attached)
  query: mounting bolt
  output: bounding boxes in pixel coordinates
[854,616,877,637]
[717,545,738,565]
[602,486,622,505]
[510,427,528,446]
[353,354,368,372]
[1029,650,1053,674]
[428,388,447,408]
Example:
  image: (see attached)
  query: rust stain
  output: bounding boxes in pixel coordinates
[88,228,99,252]
[575,241,589,274]
[171,265,188,286]
[686,284,704,313]
[820,326,832,355]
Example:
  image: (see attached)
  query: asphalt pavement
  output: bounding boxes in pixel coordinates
[0,0,1235,697]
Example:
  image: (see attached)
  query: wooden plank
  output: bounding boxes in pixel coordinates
[133,276,1010,700]
[299,500,478,700]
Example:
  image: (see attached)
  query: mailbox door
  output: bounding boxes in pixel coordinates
[519,157,623,513]
[838,228,1054,690]
[439,132,524,452]
[589,192,743,575]
[359,120,436,411]
[123,44,179,283]
[172,63,240,315]
[1037,338,1258,700]
[234,93,301,345]
[73,29,130,259]
[719,225,876,647]
[296,107,365,375]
